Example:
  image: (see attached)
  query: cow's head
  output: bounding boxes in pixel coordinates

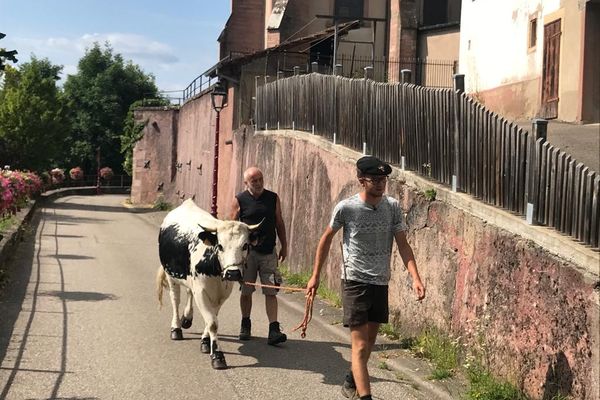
[198,219,262,281]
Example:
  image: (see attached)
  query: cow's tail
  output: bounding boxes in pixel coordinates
[156,266,168,309]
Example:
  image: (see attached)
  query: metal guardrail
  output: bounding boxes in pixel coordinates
[51,175,132,189]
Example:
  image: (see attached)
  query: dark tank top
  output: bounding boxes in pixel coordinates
[236,189,277,254]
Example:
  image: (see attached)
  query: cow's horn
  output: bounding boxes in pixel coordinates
[247,218,264,231]
[198,220,220,232]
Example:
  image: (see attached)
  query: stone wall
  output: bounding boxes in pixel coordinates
[131,89,235,217]
[230,127,599,400]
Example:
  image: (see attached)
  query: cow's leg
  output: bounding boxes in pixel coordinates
[196,293,226,369]
[181,288,193,329]
[167,280,184,340]
[200,326,211,354]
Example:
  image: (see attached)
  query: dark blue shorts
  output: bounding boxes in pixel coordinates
[342,280,389,327]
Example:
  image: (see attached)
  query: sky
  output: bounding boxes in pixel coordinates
[0,0,231,93]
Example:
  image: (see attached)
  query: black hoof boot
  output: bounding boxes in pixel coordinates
[267,321,287,346]
[170,328,183,340]
[239,317,251,341]
[211,351,227,369]
[181,317,193,329]
[200,337,210,354]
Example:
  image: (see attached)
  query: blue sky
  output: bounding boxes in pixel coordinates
[0,0,230,92]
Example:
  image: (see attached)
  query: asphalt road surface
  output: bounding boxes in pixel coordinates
[0,195,427,400]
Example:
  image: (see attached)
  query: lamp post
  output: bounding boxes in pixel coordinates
[96,147,101,195]
[210,80,228,217]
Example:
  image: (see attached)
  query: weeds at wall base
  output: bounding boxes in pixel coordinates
[278,264,342,308]
[381,322,534,399]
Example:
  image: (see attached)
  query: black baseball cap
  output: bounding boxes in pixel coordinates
[356,156,392,176]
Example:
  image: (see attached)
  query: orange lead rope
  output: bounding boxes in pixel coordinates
[291,289,316,338]
[241,281,315,338]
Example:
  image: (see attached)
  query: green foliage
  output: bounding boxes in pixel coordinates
[0,215,16,233]
[378,361,391,370]
[411,326,459,380]
[278,264,342,307]
[466,365,526,400]
[62,43,159,174]
[153,196,172,211]
[0,32,19,72]
[121,98,169,175]
[424,188,437,201]
[0,57,68,171]
[378,323,401,340]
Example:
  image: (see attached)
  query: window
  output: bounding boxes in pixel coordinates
[529,18,538,49]
[421,0,461,26]
[335,0,364,19]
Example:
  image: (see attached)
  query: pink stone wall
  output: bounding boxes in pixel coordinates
[131,108,178,205]
[131,88,235,217]
[230,128,599,400]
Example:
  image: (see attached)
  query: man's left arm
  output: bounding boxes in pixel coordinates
[275,195,288,262]
[394,230,425,300]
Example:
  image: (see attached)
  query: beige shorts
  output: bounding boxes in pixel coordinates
[241,250,282,296]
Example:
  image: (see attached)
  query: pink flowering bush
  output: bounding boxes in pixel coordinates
[0,170,43,218]
[69,167,84,181]
[50,168,65,185]
[99,167,114,180]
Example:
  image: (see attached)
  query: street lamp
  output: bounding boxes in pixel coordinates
[210,80,228,217]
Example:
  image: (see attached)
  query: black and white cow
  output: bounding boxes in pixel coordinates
[156,199,261,369]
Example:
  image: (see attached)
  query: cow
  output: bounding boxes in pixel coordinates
[156,199,261,369]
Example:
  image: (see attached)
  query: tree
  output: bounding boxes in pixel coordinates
[0,32,19,73]
[0,57,67,171]
[63,43,159,174]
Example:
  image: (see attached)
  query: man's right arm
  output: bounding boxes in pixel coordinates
[229,197,240,220]
[306,226,338,294]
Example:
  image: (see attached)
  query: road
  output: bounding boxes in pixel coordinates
[0,194,427,400]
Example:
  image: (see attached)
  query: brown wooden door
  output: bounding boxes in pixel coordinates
[541,19,561,119]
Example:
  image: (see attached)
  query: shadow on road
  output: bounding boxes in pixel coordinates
[216,334,399,388]
[40,291,118,302]
[0,201,117,400]
[51,201,155,215]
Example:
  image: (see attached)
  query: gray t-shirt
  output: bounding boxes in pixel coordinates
[330,194,407,285]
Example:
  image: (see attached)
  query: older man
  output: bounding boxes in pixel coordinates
[230,167,288,345]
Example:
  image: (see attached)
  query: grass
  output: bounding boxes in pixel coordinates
[378,323,401,341]
[411,327,458,380]
[153,197,172,211]
[424,188,437,201]
[378,361,391,370]
[278,265,342,308]
[466,365,527,400]
[0,215,16,233]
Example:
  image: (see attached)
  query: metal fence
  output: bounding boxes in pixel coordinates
[256,73,600,249]
[311,54,457,88]
[51,175,132,189]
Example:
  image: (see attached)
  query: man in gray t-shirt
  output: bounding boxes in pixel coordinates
[307,156,425,400]
[331,193,407,285]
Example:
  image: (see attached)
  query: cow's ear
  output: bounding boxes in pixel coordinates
[249,231,263,246]
[198,231,218,246]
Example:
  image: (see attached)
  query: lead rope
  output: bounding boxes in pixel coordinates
[241,281,316,338]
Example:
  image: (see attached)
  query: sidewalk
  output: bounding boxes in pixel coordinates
[516,120,600,173]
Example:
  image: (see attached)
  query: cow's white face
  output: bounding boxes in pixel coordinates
[213,222,253,281]
[194,220,261,281]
